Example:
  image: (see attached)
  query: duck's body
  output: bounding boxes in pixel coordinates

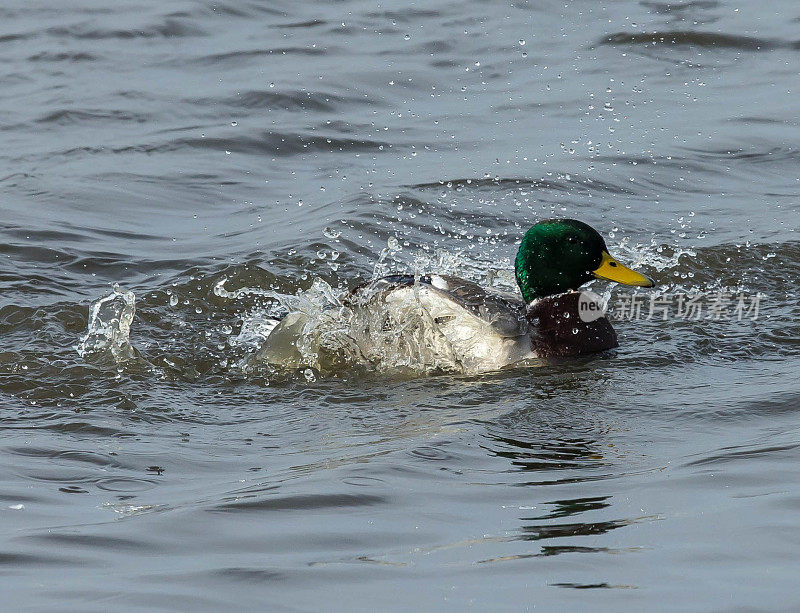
[346,273,621,370]
[258,219,655,374]
[347,273,533,372]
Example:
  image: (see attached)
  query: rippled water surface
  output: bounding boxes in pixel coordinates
[2,0,800,609]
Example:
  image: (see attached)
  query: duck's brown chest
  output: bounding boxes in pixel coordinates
[527,292,618,358]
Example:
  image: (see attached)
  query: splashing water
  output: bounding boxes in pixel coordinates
[232,237,529,377]
[77,284,137,362]
[244,275,472,377]
[610,236,696,274]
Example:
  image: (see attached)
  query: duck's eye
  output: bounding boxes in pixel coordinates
[567,236,578,244]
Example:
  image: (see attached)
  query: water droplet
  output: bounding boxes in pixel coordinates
[572,327,579,335]
[387,236,402,251]
[519,39,526,45]
[169,294,179,307]
[323,226,341,239]
[231,121,238,127]
[303,368,316,382]
[404,33,411,40]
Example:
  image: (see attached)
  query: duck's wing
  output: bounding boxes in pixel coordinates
[346,274,529,338]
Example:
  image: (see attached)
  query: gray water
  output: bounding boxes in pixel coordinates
[2,0,800,610]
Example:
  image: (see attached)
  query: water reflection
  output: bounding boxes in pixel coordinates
[525,496,611,520]
[517,517,633,542]
[480,406,658,568]
[482,391,613,477]
[484,434,604,471]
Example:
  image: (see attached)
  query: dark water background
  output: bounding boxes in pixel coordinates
[2,0,800,609]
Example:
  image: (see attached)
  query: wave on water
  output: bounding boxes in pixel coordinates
[600,30,786,51]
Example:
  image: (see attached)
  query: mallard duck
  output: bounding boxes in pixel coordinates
[258,219,655,373]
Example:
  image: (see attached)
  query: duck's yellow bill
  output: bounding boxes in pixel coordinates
[593,251,655,287]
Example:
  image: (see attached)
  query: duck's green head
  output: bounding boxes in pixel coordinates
[514,218,655,303]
